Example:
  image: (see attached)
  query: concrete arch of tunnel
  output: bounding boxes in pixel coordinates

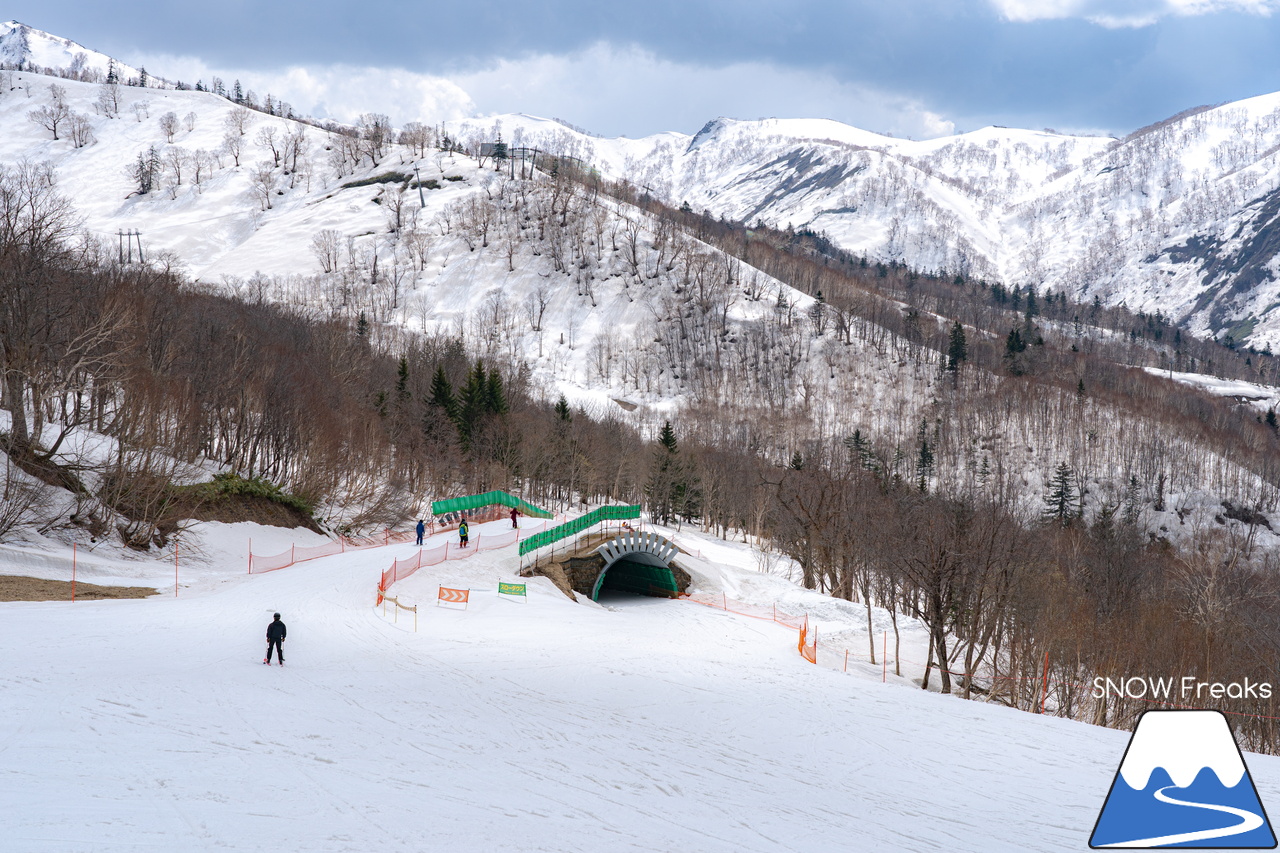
[590,531,683,601]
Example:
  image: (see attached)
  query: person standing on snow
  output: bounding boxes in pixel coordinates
[510,507,519,529]
[265,613,286,665]
[459,517,470,548]
[416,519,426,546]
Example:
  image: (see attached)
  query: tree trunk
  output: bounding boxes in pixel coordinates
[5,372,28,448]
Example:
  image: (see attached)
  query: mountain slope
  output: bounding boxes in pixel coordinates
[0,20,146,83]
[448,103,1280,350]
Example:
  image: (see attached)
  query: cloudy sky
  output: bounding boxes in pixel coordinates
[10,0,1280,139]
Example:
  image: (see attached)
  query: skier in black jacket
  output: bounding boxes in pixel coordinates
[265,613,286,665]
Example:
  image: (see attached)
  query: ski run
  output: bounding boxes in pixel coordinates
[3,516,1278,852]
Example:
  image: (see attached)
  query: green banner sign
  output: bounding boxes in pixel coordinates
[517,504,641,556]
[497,582,527,597]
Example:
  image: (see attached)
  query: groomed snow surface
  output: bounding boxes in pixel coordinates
[4,517,1278,852]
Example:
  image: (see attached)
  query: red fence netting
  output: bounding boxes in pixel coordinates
[250,548,296,573]
[479,529,518,551]
[292,540,343,562]
[378,544,450,601]
[250,528,416,574]
[376,516,559,601]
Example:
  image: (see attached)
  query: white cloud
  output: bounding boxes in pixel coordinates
[453,43,956,140]
[990,0,1278,26]
[124,53,476,126]
[125,43,955,141]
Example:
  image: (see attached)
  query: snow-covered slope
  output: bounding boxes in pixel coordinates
[7,518,1267,852]
[0,21,147,84]
[16,20,1280,346]
[8,68,1280,523]
[450,103,1280,350]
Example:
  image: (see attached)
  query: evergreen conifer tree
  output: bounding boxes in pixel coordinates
[485,370,507,414]
[916,438,933,492]
[647,421,690,525]
[455,361,489,451]
[1122,475,1142,525]
[946,321,968,372]
[395,356,409,401]
[1043,462,1077,525]
[428,366,456,419]
[1004,328,1028,375]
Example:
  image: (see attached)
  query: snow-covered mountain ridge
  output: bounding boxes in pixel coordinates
[13,20,1280,347]
[1,21,148,85]
[452,100,1280,350]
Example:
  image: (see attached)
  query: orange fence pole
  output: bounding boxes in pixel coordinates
[175,541,179,597]
[72,542,76,602]
[247,538,252,574]
[883,631,887,682]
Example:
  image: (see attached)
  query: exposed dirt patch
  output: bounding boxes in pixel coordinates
[0,575,157,601]
[166,491,322,532]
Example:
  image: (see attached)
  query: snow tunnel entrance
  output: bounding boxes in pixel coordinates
[588,531,686,601]
[594,556,680,600]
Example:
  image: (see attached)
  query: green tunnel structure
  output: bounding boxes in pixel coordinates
[590,530,683,601]
[432,491,553,519]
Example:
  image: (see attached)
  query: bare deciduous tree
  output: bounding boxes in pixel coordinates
[255,125,281,167]
[250,162,277,210]
[222,132,244,167]
[311,229,343,274]
[67,112,95,149]
[223,106,250,137]
[28,101,70,140]
[95,82,121,118]
[158,111,179,143]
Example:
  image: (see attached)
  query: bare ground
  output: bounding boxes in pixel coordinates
[0,575,157,601]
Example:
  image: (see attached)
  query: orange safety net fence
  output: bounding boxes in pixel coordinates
[688,591,1280,728]
[377,519,562,602]
[251,528,419,574]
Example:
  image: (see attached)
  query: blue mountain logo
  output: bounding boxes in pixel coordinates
[1091,710,1276,848]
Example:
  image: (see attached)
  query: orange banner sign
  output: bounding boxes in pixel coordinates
[437,587,470,607]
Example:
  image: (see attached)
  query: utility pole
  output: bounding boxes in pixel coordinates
[413,166,426,208]
[119,229,143,264]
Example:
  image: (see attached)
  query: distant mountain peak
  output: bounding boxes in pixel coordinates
[687,118,731,153]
